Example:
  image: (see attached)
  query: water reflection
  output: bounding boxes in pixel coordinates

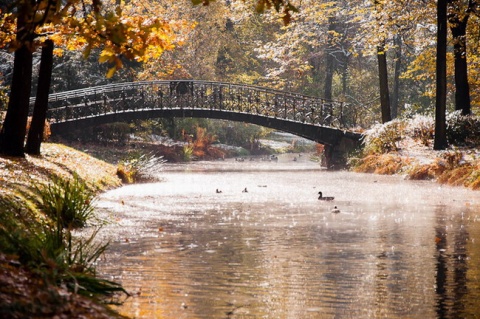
[435,206,471,319]
[96,155,480,318]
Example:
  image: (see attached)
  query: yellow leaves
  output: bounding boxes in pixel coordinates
[106,66,117,79]
[48,33,63,45]
[254,0,298,25]
[100,49,123,78]
[0,11,17,50]
[53,48,64,56]
[99,49,116,63]
[1,0,196,78]
[74,8,186,78]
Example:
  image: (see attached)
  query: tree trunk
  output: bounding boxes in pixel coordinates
[0,4,34,157]
[391,35,402,119]
[323,17,337,101]
[0,45,33,156]
[449,14,471,115]
[324,54,334,101]
[434,0,448,150]
[377,42,391,123]
[26,39,54,155]
[341,53,350,97]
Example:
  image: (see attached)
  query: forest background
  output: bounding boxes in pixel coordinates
[1,1,480,317]
[0,0,479,157]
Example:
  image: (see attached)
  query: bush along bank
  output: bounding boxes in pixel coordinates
[0,143,128,319]
[350,113,480,190]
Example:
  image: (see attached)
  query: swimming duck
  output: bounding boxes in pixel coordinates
[242,187,248,193]
[216,189,222,193]
[331,206,340,214]
[318,192,334,201]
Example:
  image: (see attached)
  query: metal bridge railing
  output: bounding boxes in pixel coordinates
[30,80,348,129]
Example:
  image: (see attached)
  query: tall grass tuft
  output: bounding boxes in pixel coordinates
[0,174,129,299]
[0,210,126,298]
[36,174,95,229]
[117,151,166,183]
[182,144,194,161]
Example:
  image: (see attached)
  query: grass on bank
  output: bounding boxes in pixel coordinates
[0,143,128,319]
[351,112,480,190]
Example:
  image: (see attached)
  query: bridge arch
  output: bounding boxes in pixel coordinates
[37,80,363,168]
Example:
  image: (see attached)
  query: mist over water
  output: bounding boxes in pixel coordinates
[96,154,480,319]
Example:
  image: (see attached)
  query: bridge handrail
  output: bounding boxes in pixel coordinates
[30,80,343,106]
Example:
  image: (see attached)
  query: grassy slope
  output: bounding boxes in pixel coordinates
[0,143,124,319]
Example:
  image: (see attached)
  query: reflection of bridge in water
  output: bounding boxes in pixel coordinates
[38,80,363,169]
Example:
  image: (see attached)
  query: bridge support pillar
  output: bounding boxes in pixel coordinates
[323,136,362,170]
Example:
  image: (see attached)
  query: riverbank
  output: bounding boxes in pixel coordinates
[0,143,125,319]
[351,116,480,190]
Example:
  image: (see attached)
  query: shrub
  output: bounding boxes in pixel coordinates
[116,163,134,184]
[447,111,480,146]
[441,165,473,186]
[192,126,218,159]
[406,115,434,146]
[353,153,409,175]
[362,119,405,155]
[407,164,436,180]
[441,150,464,170]
[97,122,131,144]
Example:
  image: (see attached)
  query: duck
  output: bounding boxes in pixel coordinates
[216,189,222,193]
[331,206,340,214]
[318,192,334,201]
[242,187,248,193]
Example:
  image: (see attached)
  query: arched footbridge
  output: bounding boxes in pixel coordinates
[35,80,363,169]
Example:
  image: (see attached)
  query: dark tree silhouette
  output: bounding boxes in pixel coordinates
[448,0,472,115]
[0,6,34,157]
[377,41,392,124]
[26,39,54,155]
[374,0,392,123]
[434,0,448,150]
[391,35,402,119]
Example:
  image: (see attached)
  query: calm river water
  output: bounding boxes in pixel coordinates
[96,154,480,319]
